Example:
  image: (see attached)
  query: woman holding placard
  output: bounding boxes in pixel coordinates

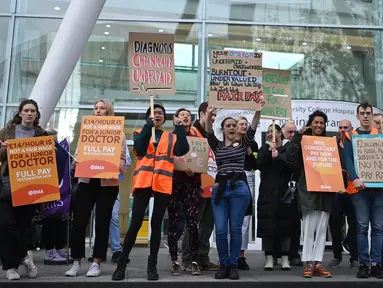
[112,104,189,281]
[167,108,202,276]
[204,100,263,280]
[282,110,334,278]
[65,99,127,278]
[257,124,296,271]
[0,99,43,280]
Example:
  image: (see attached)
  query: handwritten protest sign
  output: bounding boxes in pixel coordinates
[128,32,175,95]
[75,116,124,179]
[261,69,292,120]
[7,136,60,207]
[301,136,344,192]
[352,134,383,188]
[209,50,263,110]
[175,137,209,173]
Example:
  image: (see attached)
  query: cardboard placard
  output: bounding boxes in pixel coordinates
[7,136,60,207]
[301,136,344,192]
[75,116,124,179]
[261,69,292,120]
[174,137,209,173]
[352,134,383,188]
[201,149,217,198]
[128,32,175,95]
[209,50,263,110]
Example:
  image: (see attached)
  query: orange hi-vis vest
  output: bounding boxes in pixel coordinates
[190,126,203,138]
[343,128,382,194]
[133,129,176,195]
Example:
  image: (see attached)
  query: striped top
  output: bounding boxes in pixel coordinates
[207,127,256,175]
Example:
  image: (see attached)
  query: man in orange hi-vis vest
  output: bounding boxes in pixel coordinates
[181,102,220,272]
[112,104,189,282]
[329,119,358,269]
[341,102,383,279]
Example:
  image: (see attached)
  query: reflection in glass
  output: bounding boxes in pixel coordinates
[207,0,382,26]
[207,24,379,107]
[0,17,10,104]
[17,0,202,19]
[17,0,70,15]
[9,19,200,108]
[0,0,12,13]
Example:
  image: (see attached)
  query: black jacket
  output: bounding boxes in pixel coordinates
[256,143,296,238]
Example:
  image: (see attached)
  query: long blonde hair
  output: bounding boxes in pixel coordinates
[373,114,383,129]
[94,99,114,116]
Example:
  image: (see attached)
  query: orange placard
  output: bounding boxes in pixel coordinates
[301,136,344,192]
[75,116,124,179]
[7,136,60,207]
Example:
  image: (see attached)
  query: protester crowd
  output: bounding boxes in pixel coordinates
[0,98,383,282]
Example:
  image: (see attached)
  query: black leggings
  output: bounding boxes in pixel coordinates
[42,217,67,251]
[122,188,170,258]
[0,201,36,270]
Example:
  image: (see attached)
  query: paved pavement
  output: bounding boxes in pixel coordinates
[0,247,381,283]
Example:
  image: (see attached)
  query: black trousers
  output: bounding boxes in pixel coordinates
[70,179,118,259]
[42,217,67,251]
[0,201,36,270]
[121,188,170,258]
[275,199,301,260]
[329,194,358,262]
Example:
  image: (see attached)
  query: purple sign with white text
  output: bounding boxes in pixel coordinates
[33,137,71,222]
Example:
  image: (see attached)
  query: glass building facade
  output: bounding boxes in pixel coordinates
[1,0,383,240]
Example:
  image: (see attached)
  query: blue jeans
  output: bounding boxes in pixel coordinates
[351,189,383,265]
[212,180,250,266]
[109,194,122,253]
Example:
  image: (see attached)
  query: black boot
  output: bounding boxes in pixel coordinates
[215,265,229,279]
[228,265,239,280]
[147,255,159,281]
[112,256,128,281]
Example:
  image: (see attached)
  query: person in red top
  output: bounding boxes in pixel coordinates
[168,108,203,276]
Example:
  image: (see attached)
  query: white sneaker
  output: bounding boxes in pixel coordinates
[22,251,38,278]
[6,269,21,280]
[86,263,101,277]
[65,261,81,277]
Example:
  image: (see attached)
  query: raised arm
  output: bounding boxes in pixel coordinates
[173,121,189,157]
[244,97,264,146]
[204,105,220,151]
[250,110,261,131]
[204,105,215,133]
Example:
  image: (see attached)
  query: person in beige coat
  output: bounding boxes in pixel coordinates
[65,99,127,278]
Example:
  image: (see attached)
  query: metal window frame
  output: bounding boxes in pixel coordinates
[1,14,15,127]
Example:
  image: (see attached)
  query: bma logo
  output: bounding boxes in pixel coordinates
[90,165,104,170]
[28,190,44,196]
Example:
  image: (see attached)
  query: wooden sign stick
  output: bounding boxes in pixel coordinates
[139,82,156,143]
[150,94,156,143]
[272,119,276,144]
